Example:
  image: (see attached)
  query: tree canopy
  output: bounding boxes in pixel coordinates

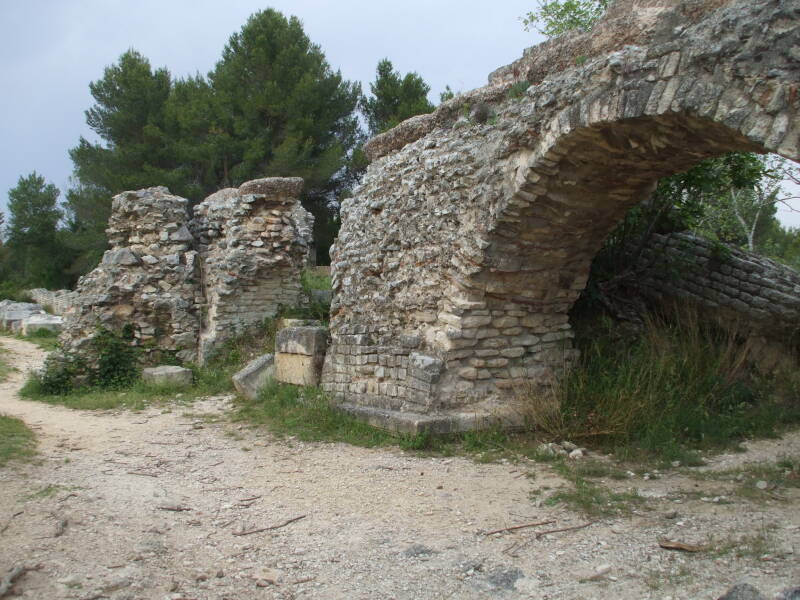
[3,173,71,289]
[522,0,609,37]
[361,59,435,136]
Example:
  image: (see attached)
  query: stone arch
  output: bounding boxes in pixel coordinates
[322,0,800,432]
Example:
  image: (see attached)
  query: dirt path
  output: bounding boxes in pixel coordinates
[0,336,798,600]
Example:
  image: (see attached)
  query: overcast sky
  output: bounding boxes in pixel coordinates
[1,0,798,227]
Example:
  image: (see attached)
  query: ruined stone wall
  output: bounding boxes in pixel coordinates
[27,289,76,316]
[323,0,800,431]
[191,178,312,361]
[61,188,202,363]
[61,179,313,365]
[634,232,800,367]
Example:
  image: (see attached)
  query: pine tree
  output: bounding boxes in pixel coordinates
[5,173,70,288]
[361,59,435,136]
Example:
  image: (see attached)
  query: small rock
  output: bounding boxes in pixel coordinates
[561,441,578,452]
[403,543,434,558]
[717,583,766,600]
[251,568,280,585]
[57,574,82,588]
[777,587,800,600]
[586,564,611,581]
[664,510,679,520]
[568,448,584,459]
[486,567,524,590]
[215,570,225,578]
[755,480,768,490]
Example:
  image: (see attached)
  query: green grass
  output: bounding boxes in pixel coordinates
[20,378,193,410]
[0,414,36,467]
[543,459,644,517]
[16,329,60,351]
[24,483,63,500]
[711,527,777,558]
[301,268,331,291]
[524,308,800,465]
[0,346,15,382]
[685,456,800,500]
[234,380,396,447]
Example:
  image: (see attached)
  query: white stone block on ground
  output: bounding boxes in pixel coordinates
[275,326,328,386]
[0,302,45,331]
[142,365,193,387]
[22,314,64,336]
[232,354,275,400]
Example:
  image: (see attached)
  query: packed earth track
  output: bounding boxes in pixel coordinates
[0,336,798,600]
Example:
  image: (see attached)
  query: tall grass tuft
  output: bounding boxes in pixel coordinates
[525,307,800,462]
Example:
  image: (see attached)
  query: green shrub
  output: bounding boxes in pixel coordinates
[507,81,531,100]
[88,327,139,389]
[30,352,88,395]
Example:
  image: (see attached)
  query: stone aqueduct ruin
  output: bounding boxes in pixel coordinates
[60,0,800,431]
[321,0,800,430]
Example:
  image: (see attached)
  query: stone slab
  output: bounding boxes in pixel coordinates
[336,403,527,435]
[21,314,64,336]
[275,326,328,356]
[276,353,323,386]
[142,365,193,387]
[232,354,275,400]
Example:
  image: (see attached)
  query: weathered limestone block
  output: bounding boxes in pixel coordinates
[21,314,63,336]
[276,327,328,386]
[142,365,193,387]
[0,301,45,332]
[276,327,328,356]
[323,0,800,431]
[232,354,275,400]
